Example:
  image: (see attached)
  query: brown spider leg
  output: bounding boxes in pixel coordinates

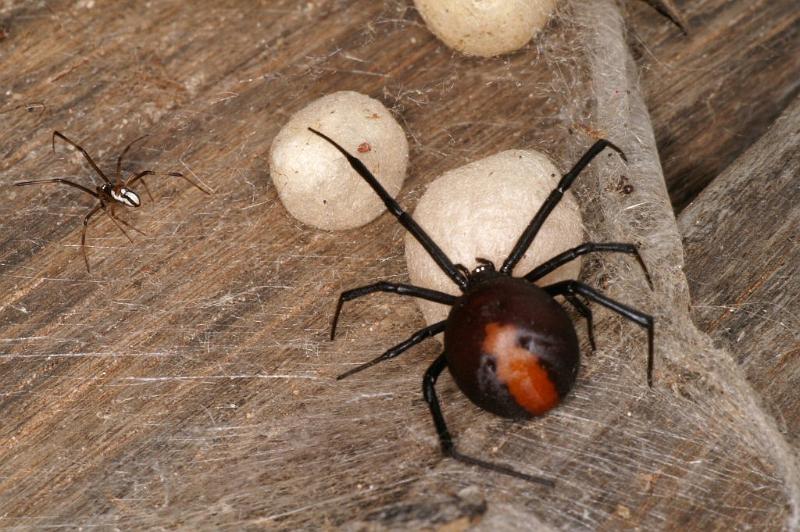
[501,140,626,275]
[544,280,654,387]
[15,179,104,273]
[166,171,212,195]
[14,178,100,199]
[105,206,146,239]
[52,131,111,184]
[104,211,134,243]
[138,177,154,202]
[423,353,555,487]
[81,204,102,273]
[338,321,446,380]
[126,170,156,201]
[331,282,457,340]
[308,128,468,290]
[112,214,146,236]
[83,206,144,273]
[115,135,149,183]
[127,170,212,196]
[524,242,653,289]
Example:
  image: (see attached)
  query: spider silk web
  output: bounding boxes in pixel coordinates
[0,0,796,529]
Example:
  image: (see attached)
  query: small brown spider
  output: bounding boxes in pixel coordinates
[15,131,210,272]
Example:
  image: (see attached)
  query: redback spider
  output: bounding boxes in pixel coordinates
[14,131,210,272]
[309,128,655,487]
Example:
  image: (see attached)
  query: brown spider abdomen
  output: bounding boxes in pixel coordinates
[444,276,580,419]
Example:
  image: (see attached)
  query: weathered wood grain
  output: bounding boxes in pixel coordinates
[0,0,797,529]
[680,94,800,448]
[629,0,800,210]
[641,0,689,33]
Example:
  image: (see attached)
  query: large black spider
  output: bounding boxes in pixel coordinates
[310,128,654,486]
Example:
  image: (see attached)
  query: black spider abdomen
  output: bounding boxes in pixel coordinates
[444,276,580,419]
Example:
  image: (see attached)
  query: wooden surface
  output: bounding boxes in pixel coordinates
[1,0,798,529]
[679,95,800,449]
[629,0,800,211]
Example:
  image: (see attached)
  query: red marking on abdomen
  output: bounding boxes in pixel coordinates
[483,322,559,415]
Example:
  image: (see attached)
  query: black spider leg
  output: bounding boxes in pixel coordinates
[308,128,468,290]
[524,242,653,288]
[545,280,654,387]
[423,354,555,487]
[562,294,596,351]
[52,131,111,184]
[333,283,455,379]
[500,140,627,275]
[331,282,456,340]
[338,321,446,380]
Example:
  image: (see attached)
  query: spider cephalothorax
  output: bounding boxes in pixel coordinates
[311,127,654,486]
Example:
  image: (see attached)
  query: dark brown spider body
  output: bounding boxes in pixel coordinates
[445,273,579,419]
[310,127,654,486]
